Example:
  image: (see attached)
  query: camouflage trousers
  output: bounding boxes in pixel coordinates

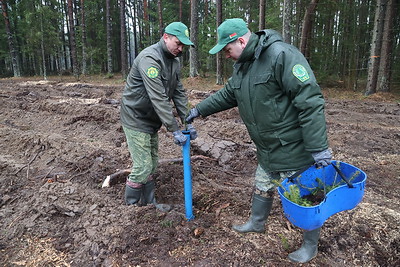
[254,164,297,197]
[123,126,158,185]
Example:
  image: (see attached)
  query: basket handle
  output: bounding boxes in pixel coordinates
[287,165,313,183]
[331,163,354,188]
[287,162,354,188]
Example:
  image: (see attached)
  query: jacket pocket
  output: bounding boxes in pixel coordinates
[253,74,271,85]
[277,127,303,147]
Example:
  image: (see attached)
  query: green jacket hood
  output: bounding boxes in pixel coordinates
[254,29,283,59]
[236,30,283,65]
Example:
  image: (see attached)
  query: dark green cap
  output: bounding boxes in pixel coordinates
[164,22,194,46]
[209,18,248,54]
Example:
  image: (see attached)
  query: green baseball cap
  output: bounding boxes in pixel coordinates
[209,18,248,54]
[164,22,194,46]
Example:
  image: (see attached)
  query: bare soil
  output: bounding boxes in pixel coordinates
[0,76,399,267]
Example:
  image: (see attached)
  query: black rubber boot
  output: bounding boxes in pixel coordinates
[232,193,273,233]
[142,180,172,212]
[124,184,142,205]
[288,227,321,263]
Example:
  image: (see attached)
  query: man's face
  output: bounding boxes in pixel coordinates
[222,39,244,61]
[164,34,184,56]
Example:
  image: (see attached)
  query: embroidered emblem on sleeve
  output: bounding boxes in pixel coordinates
[292,64,310,82]
[146,67,159,78]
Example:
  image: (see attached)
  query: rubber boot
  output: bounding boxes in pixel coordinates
[142,180,172,212]
[288,227,321,263]
[232,193,273,233]
[124,184,142,205]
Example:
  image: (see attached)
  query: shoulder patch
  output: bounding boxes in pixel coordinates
[146,67,159,78]
[292,64,310,82]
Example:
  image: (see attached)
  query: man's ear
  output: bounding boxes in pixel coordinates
[163,33,169,41]
[238,37,247,49]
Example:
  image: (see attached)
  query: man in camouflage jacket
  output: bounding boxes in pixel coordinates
[121,22,197,212]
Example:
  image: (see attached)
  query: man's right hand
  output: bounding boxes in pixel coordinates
[312,149,332,167]
[185,108,200,123]
[173,131,187,146]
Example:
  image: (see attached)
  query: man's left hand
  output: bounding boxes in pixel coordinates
[185,108,200,123]
[187,124,197,140]
[173,131,188,146]
[312,149,332,167]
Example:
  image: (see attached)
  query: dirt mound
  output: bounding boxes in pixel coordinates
[0,78,399,266]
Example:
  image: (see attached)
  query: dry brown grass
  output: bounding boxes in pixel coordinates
[8,236,70,267]
[323,86,400,102]
[2,75,399,102]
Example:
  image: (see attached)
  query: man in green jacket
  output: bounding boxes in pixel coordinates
[121,22,197,212]
[186,18,332,263]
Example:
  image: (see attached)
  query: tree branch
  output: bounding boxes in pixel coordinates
[102,155,216,188]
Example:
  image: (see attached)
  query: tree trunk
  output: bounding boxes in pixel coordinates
[158,0,163,37]
[178,0,183,66]
[300,0,319,58]
[322,1,334,74]
[81,0,87,75]
[106,0,113,75]
[293,0,305,47]
[365,0,386,96]
[60,0,68,72]
[120,0,128,78]
[130,0,138,60]
[67,0,79,77]
[1,0,20,77]
[216,0,224,85]
[283,0,292,44]
[40,9,47,80]
[179,0,183,21]
[341,1,353,88]
[136,0,143,51]
[258,0,266,31]
[377,0,395,93]
[204,0,208,20]
[189,0,199,77]
[143,0,150,39]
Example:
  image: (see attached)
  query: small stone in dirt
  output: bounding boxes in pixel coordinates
[193,227,204,238]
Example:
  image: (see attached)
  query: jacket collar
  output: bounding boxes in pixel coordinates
[159,38,179,59]
[236,33,259,64]
[233,33,259,73]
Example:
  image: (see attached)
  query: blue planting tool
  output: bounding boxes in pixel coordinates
[182,131,195,221]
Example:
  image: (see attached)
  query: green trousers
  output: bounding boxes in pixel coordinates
[123,126,158,184]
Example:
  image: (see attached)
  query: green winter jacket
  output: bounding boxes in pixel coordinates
[120,38,188,134]
[197,30,329,172]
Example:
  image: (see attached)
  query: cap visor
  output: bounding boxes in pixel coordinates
[209,43,225,55]
[178,36,194,46]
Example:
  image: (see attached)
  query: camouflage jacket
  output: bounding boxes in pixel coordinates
[120,38,188,134]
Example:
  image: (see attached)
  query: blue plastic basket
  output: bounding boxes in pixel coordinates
[277,161,367,231]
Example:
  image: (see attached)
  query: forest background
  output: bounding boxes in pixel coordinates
[1,0,399,96]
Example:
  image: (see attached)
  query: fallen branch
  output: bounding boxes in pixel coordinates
[69,169,90,181]
[102,155,215,188]
[32,172,66,180]
[14,150,42,176]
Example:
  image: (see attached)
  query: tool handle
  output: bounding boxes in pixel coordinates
[331,163,354,188]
